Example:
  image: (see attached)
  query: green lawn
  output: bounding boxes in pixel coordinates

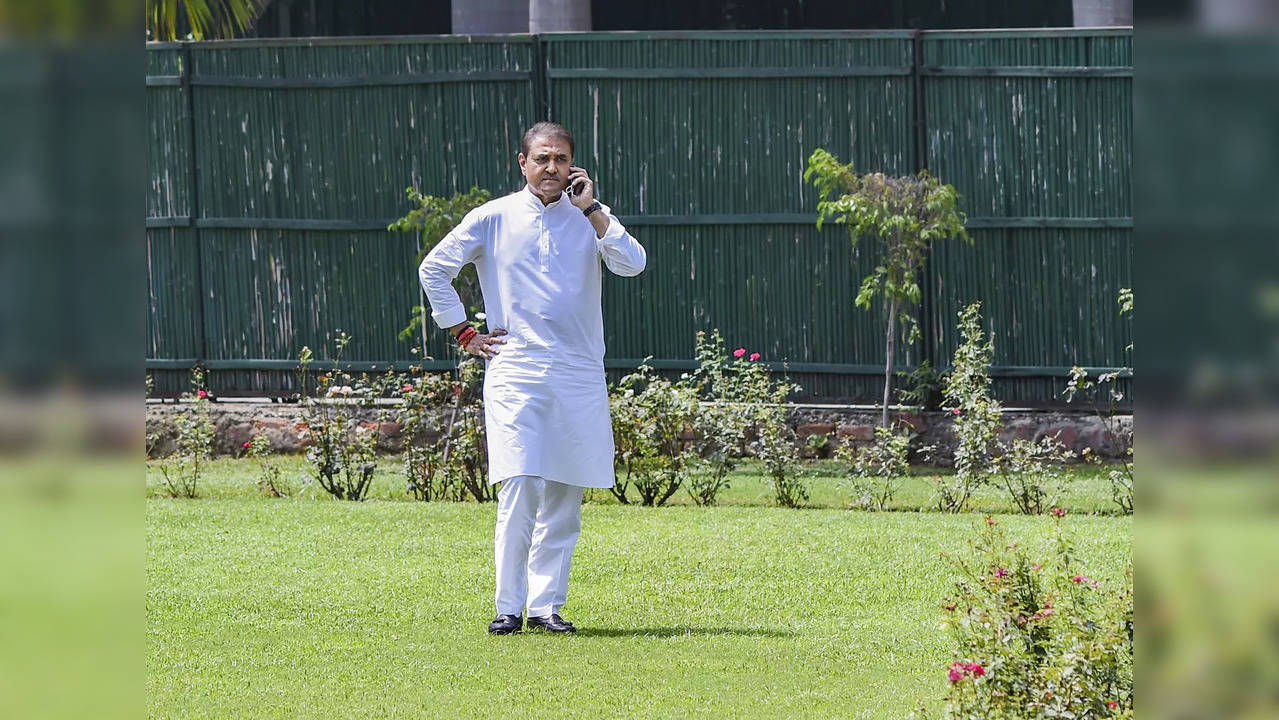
[147,459,1130,718]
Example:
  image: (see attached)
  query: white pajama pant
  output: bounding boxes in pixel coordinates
[494,475,586,617]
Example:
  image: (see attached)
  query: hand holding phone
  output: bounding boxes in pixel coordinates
[567,166,593,208]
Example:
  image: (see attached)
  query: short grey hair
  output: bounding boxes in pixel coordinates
[520,121,575,157]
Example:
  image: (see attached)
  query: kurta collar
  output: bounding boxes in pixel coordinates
[523,184,566,211]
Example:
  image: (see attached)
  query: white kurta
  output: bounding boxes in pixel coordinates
[418,185,647,489]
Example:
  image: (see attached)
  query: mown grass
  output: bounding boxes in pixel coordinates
[147,459,1131,718]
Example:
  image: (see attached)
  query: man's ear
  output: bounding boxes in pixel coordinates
[517,153,526,170]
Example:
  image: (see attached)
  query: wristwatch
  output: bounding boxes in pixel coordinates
[583,201,602,218]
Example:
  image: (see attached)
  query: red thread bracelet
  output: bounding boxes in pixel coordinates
[456,327,477,347]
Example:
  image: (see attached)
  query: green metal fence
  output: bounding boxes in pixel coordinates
[145,29,1132,406]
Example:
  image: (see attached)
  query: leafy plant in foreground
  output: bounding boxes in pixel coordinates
[914,513,1133,719]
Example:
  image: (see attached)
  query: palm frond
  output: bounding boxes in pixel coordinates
[146,0,270,41]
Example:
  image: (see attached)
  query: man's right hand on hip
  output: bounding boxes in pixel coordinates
[463,328,508,360]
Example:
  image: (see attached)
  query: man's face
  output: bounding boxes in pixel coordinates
[518,136,573,198]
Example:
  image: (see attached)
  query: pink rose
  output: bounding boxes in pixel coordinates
[1107,701,1118,710]
[1051,507,1066,517]
[995,568,1008,578]
[951,407,960,415]
[967,662,986,677]
[242,440,251,449]
[749,352,761,362]
[947,663,964,683]
[733,348,747,358]
[197,390,207,398]
[402,384,414,393]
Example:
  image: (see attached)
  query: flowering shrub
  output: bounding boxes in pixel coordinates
[394,369,456,501]
[158,367,214,498]
[915,515,1133,719]
[243,434,288,497]
[685,330,750,505]
[295,332,393,501]
[724,349,806,508]
[837,426,911,510]
[1060,289,1132,515]
[443,357,493,502]
[610,361,699,506]
[392,356,492,502]
[993,436,1075,515]
[938,303,1003,512]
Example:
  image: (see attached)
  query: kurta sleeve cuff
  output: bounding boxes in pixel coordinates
[431,304,468,330]
[596,212,647,277]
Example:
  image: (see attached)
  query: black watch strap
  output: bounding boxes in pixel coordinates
[583,201,603,218]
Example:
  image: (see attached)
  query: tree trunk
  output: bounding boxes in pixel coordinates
[451,0,529,34]
[1072,0,1132,26]
[530,0,592,32]
[881,299,898,428]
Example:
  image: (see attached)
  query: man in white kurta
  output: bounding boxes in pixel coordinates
[417,122,646,634]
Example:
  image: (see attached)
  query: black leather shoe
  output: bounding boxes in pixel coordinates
[488,614,522,635]
[526,613,577,633]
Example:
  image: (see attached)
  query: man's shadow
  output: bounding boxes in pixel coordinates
[574,627,794,638]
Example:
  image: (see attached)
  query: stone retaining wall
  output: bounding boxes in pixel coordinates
[145,401,1132,465]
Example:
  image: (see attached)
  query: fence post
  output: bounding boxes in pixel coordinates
[531,34,551,121]
[181,42,209,382]
[912,29,938,378]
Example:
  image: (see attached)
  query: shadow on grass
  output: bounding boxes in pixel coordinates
[570,626,795,639]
